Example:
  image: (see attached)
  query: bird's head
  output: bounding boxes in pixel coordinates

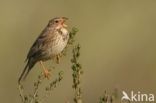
[48,17,68,29]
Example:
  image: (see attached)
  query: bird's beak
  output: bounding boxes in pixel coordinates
[62,17,68,27]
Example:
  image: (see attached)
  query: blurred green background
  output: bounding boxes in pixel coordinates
[0,0,156,103]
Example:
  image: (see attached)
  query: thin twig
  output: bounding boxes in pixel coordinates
[40,71,64,103]
[18,84,25,102]
[31,73,45,103]
[30,86,39,103]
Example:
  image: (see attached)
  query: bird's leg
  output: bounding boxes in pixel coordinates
[39,61,50,79]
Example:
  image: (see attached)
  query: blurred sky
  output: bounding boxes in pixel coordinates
[0,0,156,103]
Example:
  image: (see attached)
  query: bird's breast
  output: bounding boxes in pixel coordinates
[47,28,69,56]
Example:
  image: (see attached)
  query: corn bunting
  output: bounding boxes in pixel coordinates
[18,17,69,83]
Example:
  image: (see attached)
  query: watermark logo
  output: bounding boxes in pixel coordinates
[121,90,154,102]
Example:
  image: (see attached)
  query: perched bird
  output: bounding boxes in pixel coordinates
[18,17,69,84]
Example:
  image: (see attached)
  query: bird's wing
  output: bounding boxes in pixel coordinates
[26,27,55,60]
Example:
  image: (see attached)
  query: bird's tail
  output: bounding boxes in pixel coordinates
[18,63,29,84]
[18,60,35,84]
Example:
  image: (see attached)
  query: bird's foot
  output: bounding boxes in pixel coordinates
[43,69,51,79]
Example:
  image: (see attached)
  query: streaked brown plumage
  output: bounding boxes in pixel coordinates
[18,17,69,83]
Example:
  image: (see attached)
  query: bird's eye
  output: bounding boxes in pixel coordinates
[55,20,59,23]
